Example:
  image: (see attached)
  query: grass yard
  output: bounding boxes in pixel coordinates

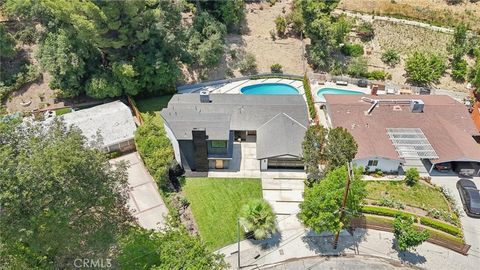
[183,177,263,250]
[135,95,172,115]
[365,181,450,211]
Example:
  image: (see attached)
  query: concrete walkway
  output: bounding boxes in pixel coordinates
[218,213,479,270]
[110,152,168,231]
[261,172,305,217]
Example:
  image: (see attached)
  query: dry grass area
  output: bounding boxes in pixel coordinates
[338,0,480,32]
[203,0,309,81]
[356,20,471,92]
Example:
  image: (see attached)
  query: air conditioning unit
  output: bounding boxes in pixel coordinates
[200,91,210,103]
[410,100,424,113]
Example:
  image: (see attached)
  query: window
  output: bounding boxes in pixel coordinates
[367,160,378,166]
[211,140,227,148]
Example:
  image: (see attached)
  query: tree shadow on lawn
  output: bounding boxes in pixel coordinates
[301,228,367,255]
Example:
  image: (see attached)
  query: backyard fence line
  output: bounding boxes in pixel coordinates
[127,96,144,126]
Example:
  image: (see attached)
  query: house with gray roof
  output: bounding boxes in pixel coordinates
[160,92,309,172]
[61,101,137,153]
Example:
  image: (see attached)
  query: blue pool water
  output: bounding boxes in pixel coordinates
[241,83,299,95]
[317,87,362,101]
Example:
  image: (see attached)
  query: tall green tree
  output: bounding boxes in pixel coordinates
[324,127,358,172]
[0,119,133,269]
[393,216,429,251]
[302,125,328,181]
[405,52,446,85]
[240,199,277,240]
[299,166,366,235]
[118,226,227,270]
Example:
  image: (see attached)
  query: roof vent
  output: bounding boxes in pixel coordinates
[200,91,210,103]
[410,100,424,113]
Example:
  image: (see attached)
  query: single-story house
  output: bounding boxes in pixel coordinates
[325,94,480,175]
[160,92,309,172]
[61,101,137,153]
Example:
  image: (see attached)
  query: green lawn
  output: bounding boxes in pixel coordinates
[135,95,172,115]
[365,181,450,211]
[183,178,263,250]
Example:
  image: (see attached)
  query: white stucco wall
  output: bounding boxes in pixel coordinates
[163,122,182,165]
[354,157,402,173]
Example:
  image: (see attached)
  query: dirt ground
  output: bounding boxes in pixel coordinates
[203,0,309,81]
[356,20,472,92]
[338,0,480,32]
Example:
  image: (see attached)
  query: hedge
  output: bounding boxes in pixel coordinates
[420,217,462,237]
[363,205,462,237]
[362,205,417,220]
[302,74,316,119]
[134,114,174,187]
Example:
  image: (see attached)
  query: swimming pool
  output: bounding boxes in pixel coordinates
[241,83,299,95]
[316,87,363,102]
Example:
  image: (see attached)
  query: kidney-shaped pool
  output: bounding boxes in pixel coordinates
[241,83,299,95]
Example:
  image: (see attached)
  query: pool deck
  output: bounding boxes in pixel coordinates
[178,78,305,95]
[312,81,370,103]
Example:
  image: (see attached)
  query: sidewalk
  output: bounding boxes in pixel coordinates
[218,215,479,270]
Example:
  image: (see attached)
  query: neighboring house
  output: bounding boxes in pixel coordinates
[61,101,137,153]
[160,92,309,172]
[325,94,480,175]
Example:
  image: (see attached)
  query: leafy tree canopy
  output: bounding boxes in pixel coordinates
[405,52,446,85]
[299,166,366,234]
[324,127,358,172]
[118,226,227,270]
[302,125,328,181]
[0,119,133,269]
[0,25,16,59]
[393,216,429,251]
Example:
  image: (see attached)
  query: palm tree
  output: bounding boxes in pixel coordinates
[239,199,277,240]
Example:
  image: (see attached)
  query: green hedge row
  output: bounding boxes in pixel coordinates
[420,217,462,237]
[362,205,415,219]
[302,74,316,119]
[362,205,462,237]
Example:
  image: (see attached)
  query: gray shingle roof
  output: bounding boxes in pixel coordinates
[61,101,136,148]
[256,113,307,159]
[161,94,308,141]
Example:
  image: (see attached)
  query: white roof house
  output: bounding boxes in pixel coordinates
[61,101,137,151]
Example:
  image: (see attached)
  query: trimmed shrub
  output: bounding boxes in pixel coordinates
[303,74,316,119]
[275,15,287,36]
[347,57,368,78]
[341,43,364,57]
[238,53,257,75]
[419,217,462,236]
[367,70,390,80]
[404,168,420,186]
[381,49,400,67]
[270,63,283,74]
[362,205,416,219]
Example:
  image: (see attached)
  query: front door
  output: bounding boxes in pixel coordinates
[215,160,224,169]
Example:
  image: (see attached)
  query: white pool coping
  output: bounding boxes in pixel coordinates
[312,81,371,103]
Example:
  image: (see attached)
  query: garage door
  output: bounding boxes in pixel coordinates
[268,159,304,169]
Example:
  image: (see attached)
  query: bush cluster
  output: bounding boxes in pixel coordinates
[134,114,174,187]
[341,43,364,57]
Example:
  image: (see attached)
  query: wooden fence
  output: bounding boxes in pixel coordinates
[127,96,144,125]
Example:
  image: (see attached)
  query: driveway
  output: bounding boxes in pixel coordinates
[430,176,480,261]
[110,152,168,231]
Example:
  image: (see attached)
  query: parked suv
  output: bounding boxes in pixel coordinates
[456,179,480,218]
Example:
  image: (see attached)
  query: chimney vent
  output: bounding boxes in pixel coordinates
[200,91,210,103]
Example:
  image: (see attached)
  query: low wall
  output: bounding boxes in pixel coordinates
[350,216,471,255]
